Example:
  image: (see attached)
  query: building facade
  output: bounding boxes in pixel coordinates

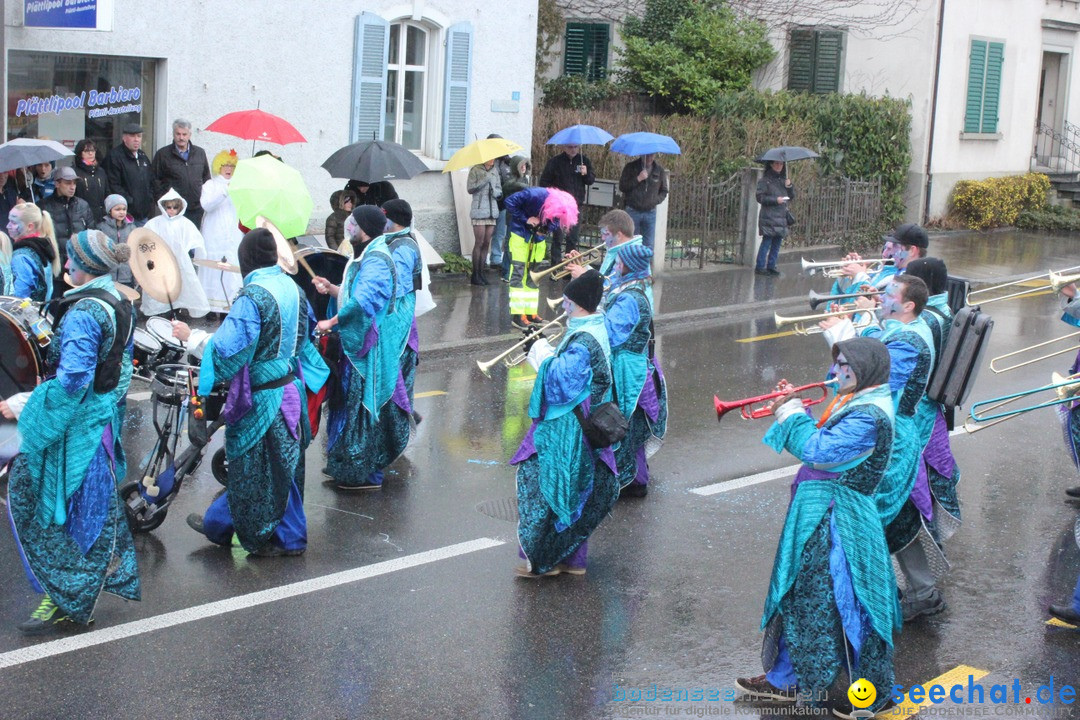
[4,0,539,252]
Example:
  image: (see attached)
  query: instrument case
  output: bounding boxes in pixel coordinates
[926,305,994,412]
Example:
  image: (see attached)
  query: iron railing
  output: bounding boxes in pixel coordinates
[1034,122,1080,174]
[665,171,744,268]
[785,176,883,248]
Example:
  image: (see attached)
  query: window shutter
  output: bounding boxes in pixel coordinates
[588,24,610,81]
[564,24,587,77]
[982,42,1004,133]
[964,39,988,134]
[442,21,473,161]
[812,31,843,93]
[787,30,815,92]
[350,13,389,143]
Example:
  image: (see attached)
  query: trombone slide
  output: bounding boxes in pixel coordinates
[988,330,1080,373]
[965,371,1080,431]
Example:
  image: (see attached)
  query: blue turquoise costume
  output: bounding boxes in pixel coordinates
[1058,298,1080,479]
[385,227,422,412]
[759,372,899,708]
[327,235,413,487]
[829,264,897,296]
[197,265,328,553]
[11,236,55,301]
[7,275,139,623]
[603,276,667,489]
[600,236,654,305]
[512,314,620,574]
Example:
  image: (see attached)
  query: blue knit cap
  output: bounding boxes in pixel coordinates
[68,229,131,275]
[617,243,653,274]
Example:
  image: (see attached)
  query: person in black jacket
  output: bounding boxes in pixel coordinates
[151,118,211,228]
[754,160,794,276]
[539,144,594,262]
[40,167,95,252]
[72,139,109,221]
[103,124,154,224]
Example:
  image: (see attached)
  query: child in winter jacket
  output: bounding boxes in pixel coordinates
[98,193,135,286]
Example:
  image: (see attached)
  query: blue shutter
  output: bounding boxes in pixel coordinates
[442,21,473,161]
[982,42,1004,134]
[964,40,987,134]
[351,13,389,143]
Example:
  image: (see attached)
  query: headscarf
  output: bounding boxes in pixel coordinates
[68,229,132,275]
[832,337,891,393]
[238,228,279,278]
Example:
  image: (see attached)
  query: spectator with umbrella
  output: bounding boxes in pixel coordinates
[20,162,55,203]
[754,146,818,276]
[467,157,502,285]
[611,132,680,251]
[540,126,607,265]
[324,189,356,251]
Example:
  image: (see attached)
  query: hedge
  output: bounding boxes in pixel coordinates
[950,173,1050,230]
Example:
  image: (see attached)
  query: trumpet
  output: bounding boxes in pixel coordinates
[774,304,878,335]
[801,257,893,279]
[530,245,605,283]
[476,314,566,377]
[965,264,1080,305]
[963,371,1080,433]
[546,296,563,311]
[808,289,882,311]
[714,378,839,421]
[988,330,1080,373]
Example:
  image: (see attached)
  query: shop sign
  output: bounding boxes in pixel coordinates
[24,0,97,29]
[15,85,142,118]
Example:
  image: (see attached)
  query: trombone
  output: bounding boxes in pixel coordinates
[808,289,882,311]
[988,330,1080,373]
[476,313,566,377]
[530,245,605,283]
[774,304,878,335]
[714,378,838,421]
[963,371,1080,433]
[801,257,892,279]
[965,265,1080,306]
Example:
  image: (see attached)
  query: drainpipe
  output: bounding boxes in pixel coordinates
[923,0,947,224]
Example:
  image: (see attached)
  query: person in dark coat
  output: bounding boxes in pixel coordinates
[324,189,356,251]
[72,139,109,221]
[618,154,668,251]
[538,144,594,262]
[755,160,794,276]
[151,118,211,228]
[0,171,20,222]
[346,180,398,207]
[40,167,95,262]
[102,124,154,224]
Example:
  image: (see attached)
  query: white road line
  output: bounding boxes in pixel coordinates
[692,427,969,496]
[0,537,504,671]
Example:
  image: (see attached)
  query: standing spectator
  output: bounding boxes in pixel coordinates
[498,155,532,282]
[98,194,135,286]
[151,118,211,228]
[618,153,668,250]
[0,172,20,221]
[141,189,210,318]
[754,160,794,276]
[486,133,513,269]
[346,179,398,207]
[467,159,501,286]
[40,167,95,260]
[539,144,594,263]
[103,123,154,224]
[198,150,243,312]
[324,189,356,251]
[72,139,109,220]
[20,162,55,203]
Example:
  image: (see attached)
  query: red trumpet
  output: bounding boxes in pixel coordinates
[713,379,838,421]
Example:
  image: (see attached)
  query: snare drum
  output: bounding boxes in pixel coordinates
[0,298,47,465]
[293,247,348,320]
[145,316,186,365]
[131,327,162,377]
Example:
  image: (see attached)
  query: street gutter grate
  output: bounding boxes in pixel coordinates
[475,497,519,523]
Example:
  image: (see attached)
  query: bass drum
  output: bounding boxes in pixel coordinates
[293,247,348,320]
[0,298,48,465]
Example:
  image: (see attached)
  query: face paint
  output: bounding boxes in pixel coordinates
[835,353,856,392]
[880,282,904,317]
[7,211,25,239]
[881,241,896,260]
[600,227,615,248]
[562,298,577,316]
[343,215,360,241]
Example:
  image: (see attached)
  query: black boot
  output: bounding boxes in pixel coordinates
[469,269,484,286]
[479,269,490,285]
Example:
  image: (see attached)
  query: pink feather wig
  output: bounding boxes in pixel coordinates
[540,188,579,229]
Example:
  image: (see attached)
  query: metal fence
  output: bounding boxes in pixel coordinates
[665,171,745,268]
[785,176,883,248]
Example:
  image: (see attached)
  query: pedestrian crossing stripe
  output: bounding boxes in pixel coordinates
[877,665,989,718]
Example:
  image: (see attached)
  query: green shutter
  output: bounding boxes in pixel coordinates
[787,29,814,92]
[564,23,609,81]
[982,42,1004,133]
[564,24,587,77]
[587,24,610,81]
[812,31,843,93]
[965,40,988,134]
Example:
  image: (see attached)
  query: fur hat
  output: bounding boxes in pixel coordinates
[563,269,604,313]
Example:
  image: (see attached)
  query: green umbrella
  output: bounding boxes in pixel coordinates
[228,155,313,238]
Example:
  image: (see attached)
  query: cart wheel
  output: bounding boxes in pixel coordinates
[119,481,169,533]
[211,448,228,487]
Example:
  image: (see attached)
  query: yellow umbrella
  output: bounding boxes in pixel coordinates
[442,138,524,172]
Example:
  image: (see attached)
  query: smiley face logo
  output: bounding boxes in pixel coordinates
[848,678,877,709]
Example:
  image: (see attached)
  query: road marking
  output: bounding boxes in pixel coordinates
[736,329,797,343]
[127,391,152,402]
[877,664,989,718]
[0,537,504,670]
[414,390,447,398]
[1046,617,1078,629]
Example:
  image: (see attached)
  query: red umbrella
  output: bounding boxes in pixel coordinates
[205,108,306,145]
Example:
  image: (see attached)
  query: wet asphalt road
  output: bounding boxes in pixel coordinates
[0,231,1078,719]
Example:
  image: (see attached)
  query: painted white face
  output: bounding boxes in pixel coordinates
[562,297,577,316]
[880,281,907,319]
[835,352,857,393]
[7,210,26,239]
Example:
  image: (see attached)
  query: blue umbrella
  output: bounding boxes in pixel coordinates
[610,132,681,156]
[547,124,614,146]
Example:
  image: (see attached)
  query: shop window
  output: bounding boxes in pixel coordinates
[964,39,1005,135]
[563,23,610,82]
[787,28,844,94]
[7,50,156,152]
[350,13,473,161]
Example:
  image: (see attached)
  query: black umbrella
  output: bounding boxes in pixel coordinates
[321,139,428,182]
[755,146,820,163]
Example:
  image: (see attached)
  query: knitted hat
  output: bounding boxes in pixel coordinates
[893,223,929,249]
[351,205,387,241]
[382,198,412,228]
[563,268,604,313]
[237,228,279,277]
[617,243,653,274]
[104,194,127,213]
[68,229,132,275]
[212,149,239,176]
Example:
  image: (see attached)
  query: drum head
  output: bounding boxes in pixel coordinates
[133,327,162,353]
[145,316,182,349]
[0,309,40,398]
[129,227,183,304]
[293,248,348,320]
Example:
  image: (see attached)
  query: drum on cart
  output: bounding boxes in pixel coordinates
[293,247,348,320]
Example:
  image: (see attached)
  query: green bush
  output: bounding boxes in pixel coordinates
[1016,204,1080,232]
[539,76,626,111]
[436,252,472,274]
[950,173,1050,230]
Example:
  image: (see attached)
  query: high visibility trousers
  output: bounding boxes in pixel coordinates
[507,232,547,316]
